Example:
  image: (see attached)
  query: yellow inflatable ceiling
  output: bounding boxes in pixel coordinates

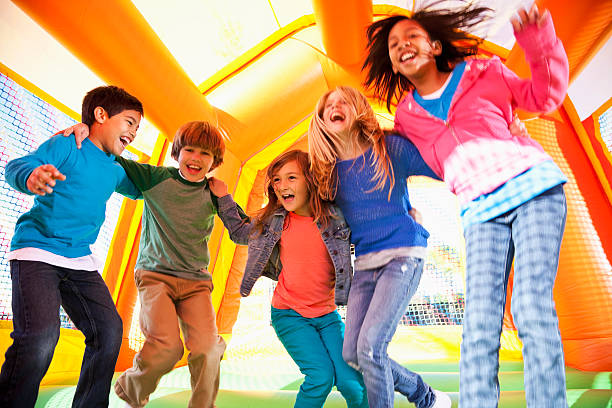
[1,0,611,376]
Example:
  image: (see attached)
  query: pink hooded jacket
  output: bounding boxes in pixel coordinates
[394,13,569,205]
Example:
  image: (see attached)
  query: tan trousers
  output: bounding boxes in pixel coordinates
[115,270,226,408]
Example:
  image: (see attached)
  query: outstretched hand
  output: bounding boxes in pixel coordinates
[208,177,229,197]
[511,4,548,32]
[26,164,66,195]
[53,123,90,148]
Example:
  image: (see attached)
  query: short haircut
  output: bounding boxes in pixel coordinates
[81,85,143,126]
[170,121,225,170]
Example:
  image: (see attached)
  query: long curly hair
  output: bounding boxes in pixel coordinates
[308,86,394,201]
[254,150,333,232]
[363,2,491,110]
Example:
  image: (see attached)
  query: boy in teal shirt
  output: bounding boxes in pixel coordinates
[0,85,143,408]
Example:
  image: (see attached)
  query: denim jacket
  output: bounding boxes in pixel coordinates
[216,198,353,306]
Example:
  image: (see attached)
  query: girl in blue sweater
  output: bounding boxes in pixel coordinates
[308,86,449,408]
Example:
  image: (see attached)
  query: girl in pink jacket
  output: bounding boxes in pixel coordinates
[363,4,569,407]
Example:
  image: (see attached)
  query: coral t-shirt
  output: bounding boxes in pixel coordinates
[271,212,336,318]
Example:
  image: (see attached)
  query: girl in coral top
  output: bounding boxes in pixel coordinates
[210,150,368,408]
[363,4,570,406]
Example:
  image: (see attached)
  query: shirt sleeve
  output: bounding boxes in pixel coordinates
[390,135,441,180]
[115,155,168,193]
[215,194,252,245]
[500,12,569,113]
[4,135,75,195]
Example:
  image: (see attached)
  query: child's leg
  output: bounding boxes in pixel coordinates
[317,310,368,408]
[271,307,335,408]
[115,270,184,408]
[511,185,567,407]
[355,257,435,408]
[342,269,375,369]
[59,268,123,408]
[176,279,226,408]
[460,217,514,408]
[0,261,62,408]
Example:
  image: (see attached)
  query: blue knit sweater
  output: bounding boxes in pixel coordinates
[334,134,439,257]
[5,134,141,258]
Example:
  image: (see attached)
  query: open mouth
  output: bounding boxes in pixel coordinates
[330,112,345,122]
[120,136,132,147]
[281,193,295,202]
[186,164,202,174]
[400,51,416,62]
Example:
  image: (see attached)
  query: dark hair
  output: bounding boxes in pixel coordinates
[170,121,225,170]
[363,2,491,110]
[81,85,143,126]
[254,150,333,232]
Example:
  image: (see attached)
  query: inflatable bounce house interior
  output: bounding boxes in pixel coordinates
[0,0,611,406]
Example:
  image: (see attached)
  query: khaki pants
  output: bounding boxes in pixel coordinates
[115,270,226,408]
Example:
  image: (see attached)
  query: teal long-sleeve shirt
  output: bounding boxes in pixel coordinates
[5,134,141,258]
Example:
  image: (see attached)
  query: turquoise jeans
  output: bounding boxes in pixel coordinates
[271,307,368,408]
[460,184,568,407]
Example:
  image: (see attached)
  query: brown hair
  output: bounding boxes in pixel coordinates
[254,150,333,232]
[170,121,225,170]
[81,85,143,126]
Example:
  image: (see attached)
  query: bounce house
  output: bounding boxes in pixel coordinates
[0,0,611,406]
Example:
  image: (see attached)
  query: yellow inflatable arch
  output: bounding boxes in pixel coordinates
[0,0,611,405]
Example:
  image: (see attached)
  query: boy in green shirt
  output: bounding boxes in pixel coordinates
[65,120,246,408]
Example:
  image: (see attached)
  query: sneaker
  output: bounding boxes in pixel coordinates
[431,389,452,408]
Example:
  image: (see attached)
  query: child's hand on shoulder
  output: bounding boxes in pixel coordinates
[27,164,66,195]
[511,4,548,32]
[208,177,229,197]
[53,123,90,149]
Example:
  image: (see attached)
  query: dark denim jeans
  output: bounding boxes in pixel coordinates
[343,256,436,408]
[0,260,123,408]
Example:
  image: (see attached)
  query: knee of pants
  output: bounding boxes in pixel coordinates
[28,326,60,366]
[356,336,378,370]
[97,312,123,354]
[187,334,225,359]
[302,369,334,397]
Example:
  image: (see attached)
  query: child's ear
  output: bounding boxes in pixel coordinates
[432,40,442,56]
[93,106,107,124]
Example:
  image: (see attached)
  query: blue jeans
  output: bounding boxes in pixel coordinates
[271,307,368,408]
[0,260,123,408]
[460,185,568,407]
[343,256,435,408]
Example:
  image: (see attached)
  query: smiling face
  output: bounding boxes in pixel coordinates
[322,91,355,135]
[271,159,312,217]
[90,108,141,156]
[178,145,215,182]
[388,19,440,81]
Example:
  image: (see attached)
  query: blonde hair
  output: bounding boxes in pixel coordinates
[308,86,394,201]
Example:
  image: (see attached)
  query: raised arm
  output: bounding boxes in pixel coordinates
[502,5,569,113]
